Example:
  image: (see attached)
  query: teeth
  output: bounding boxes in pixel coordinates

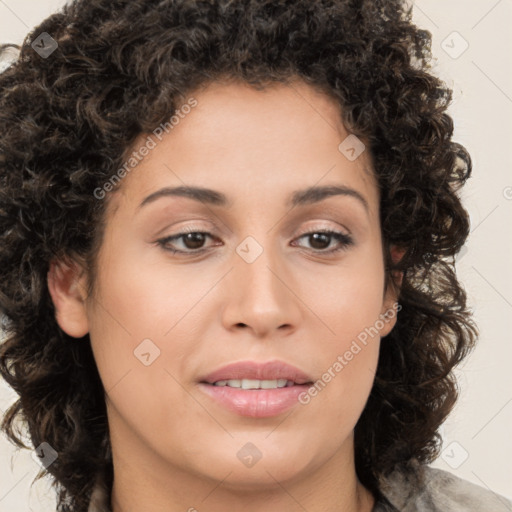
[213,379,291,389]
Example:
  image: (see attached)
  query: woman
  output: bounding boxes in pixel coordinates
[1,1,510,511]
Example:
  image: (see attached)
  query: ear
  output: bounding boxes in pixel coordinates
[47,258,90,338]
[378,244,406,337]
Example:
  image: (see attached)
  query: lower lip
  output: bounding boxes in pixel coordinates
[198,383,311,418]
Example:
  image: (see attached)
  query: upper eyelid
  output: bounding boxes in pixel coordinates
[160,224,351,241]
[159,216,353,236]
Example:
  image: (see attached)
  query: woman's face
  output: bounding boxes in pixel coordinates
[55,79,399,491]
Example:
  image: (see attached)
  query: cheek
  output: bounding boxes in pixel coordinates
[298,250,385,414]
[304,250,386,343]
[89,244,207,340]
[303,293,382,433]
[85,255,202,447]
[85,241,214,409]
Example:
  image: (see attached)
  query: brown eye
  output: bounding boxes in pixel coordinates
[180,232,208,250]
[157,228,354,256]
[307,233,332,250]
[292,230,354,254]
[157,231,216,254]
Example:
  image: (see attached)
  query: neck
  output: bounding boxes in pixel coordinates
[111,469,375,512]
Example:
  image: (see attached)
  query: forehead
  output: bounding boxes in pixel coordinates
[108,79,377,215]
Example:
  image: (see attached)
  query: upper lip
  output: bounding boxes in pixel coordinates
[200,360,313,385]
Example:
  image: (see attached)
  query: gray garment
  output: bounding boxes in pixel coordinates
[87,462,512,512]
[372,462,512,512]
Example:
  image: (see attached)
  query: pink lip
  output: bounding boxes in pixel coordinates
[198,383,312,418]
[200,360,312,384]
[198,360,314,418]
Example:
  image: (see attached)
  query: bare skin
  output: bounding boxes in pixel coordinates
[48,78,400,512]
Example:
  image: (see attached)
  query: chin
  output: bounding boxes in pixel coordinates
[185,439,318,489]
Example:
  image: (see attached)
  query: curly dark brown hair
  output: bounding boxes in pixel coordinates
[0,0,477,510]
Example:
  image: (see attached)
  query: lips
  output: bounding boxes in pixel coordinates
[198,360,315,418]
[200,360,313,386]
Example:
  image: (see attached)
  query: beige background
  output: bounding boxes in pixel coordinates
[1,0,511,510]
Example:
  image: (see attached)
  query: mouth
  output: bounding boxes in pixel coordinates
[207,378,307,389]
[198,360,314,418]
[199,359,313,386]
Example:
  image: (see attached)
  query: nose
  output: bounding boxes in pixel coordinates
[220,238,303,339]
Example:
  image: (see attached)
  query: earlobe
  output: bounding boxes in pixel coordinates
[379,244,405,337]
[379,286,400,337]
[47,258,90,338]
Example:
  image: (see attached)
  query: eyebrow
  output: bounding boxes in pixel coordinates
[138,184,369,212]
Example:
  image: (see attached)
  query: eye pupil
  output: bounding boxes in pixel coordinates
[309,233,330,250]
[184,232,206,249]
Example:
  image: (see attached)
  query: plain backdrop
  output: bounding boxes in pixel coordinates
[1,0,511,510]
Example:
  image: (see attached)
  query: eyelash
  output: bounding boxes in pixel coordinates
[156,226,354,256]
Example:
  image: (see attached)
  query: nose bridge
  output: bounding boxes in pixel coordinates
[241,239,284,299]
[223,231,301,335]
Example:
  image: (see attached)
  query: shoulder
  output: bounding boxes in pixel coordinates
[375,460,512,512]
